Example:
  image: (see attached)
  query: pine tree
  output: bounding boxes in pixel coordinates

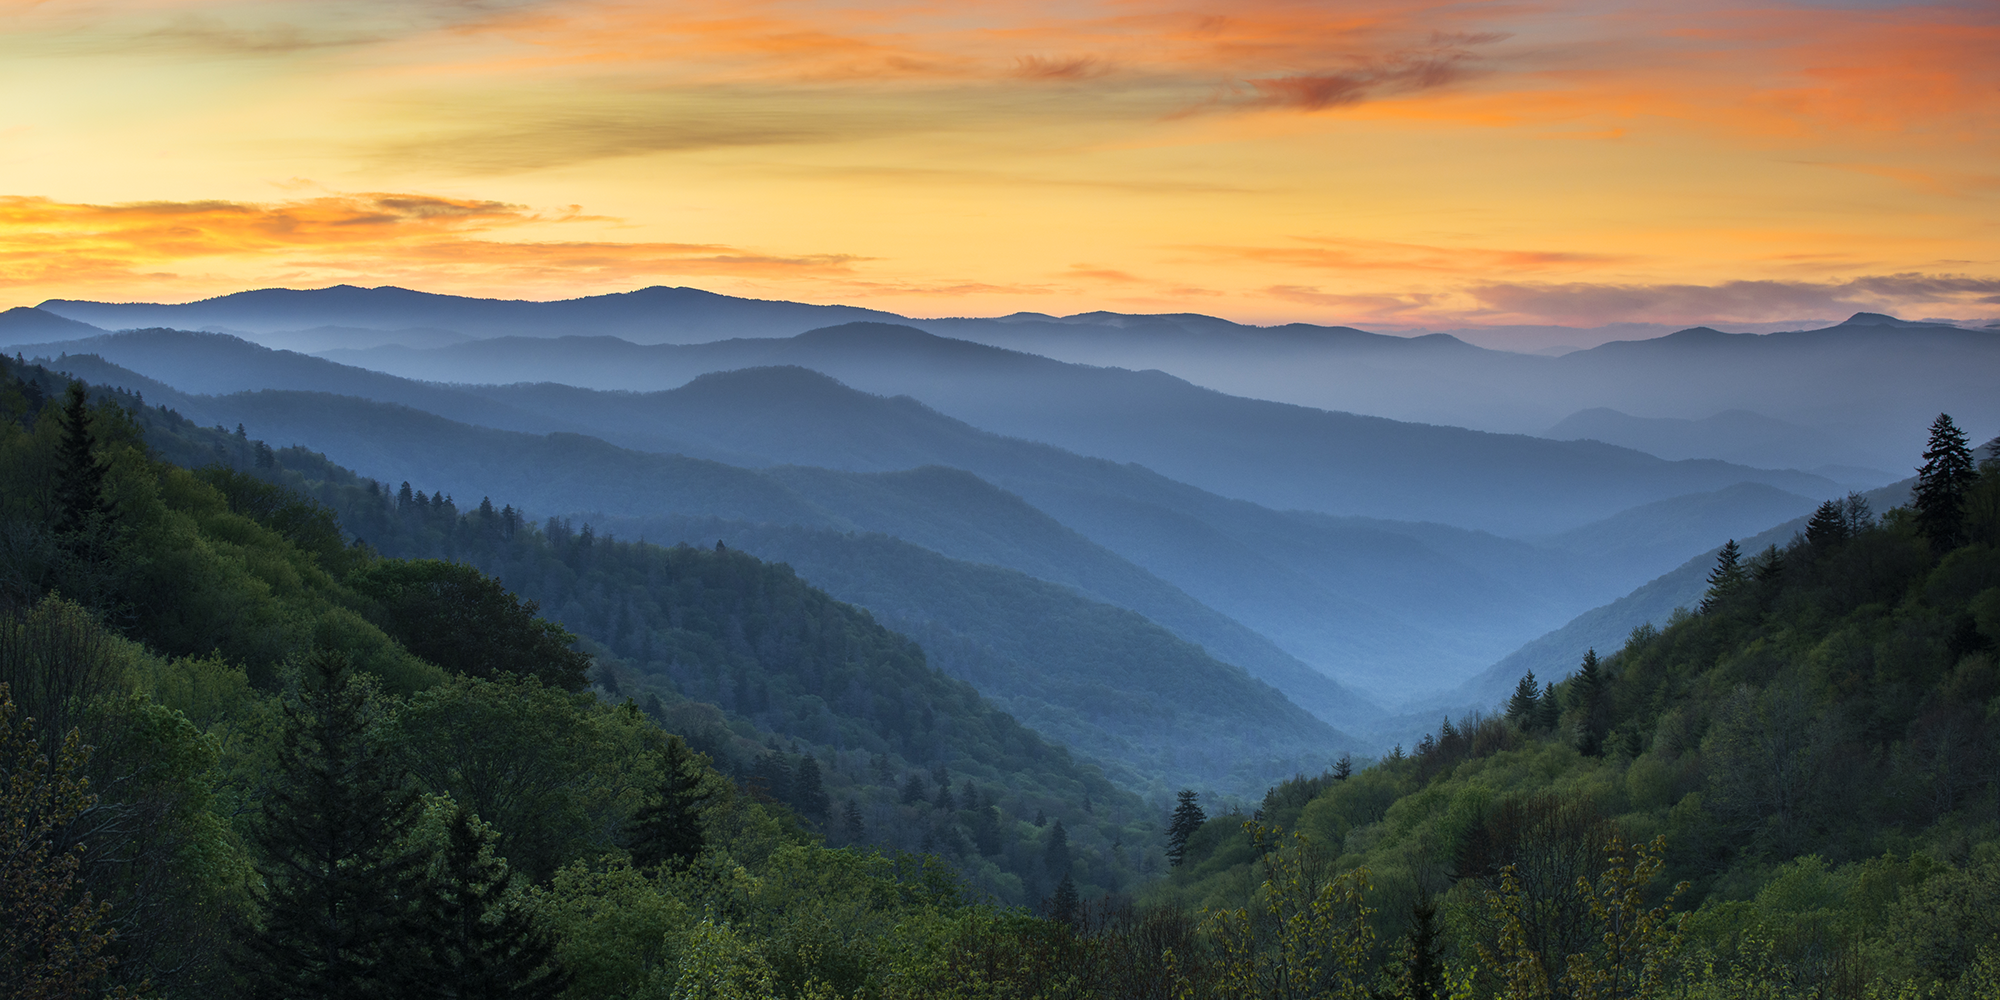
[1700,540,1746,613]
[1750,544,1784,584]
[51,381,111,544]
[235,651,426,1000]
[1048,872,1080,930]
[1842,491,1875,534]
[1573,649,1607,757]
[1506,672,1541,726]
[1043,819,1070,875]
[1333,754,1353,781]
[1914,413,1977,550]
[407,805,568,1000]
[790,754,830,822]
[1537,681,1562,731]
[1385,898,1446,1000]
[932,782,956,812]
[1166,790,1206,868]
[1805,499,1848,547]
[841,800,865,843]
[900,773,930,805]
[627,736,715,871]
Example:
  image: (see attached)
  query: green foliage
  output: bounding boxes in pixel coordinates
[349,559,590,690]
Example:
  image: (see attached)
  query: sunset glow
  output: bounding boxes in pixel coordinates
[4,0,1996,328]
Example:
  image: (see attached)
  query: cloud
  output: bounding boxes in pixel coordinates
[1013,56,1111,81]
[1466,274,2000,326]
[0,192,864,290]
[1184,237,1632,275]
[1235,35,1497,112]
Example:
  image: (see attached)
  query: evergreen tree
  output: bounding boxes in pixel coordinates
[790,754,830,822]
[1506,672,1541,726]
[1914,413,1977,550]
[407,805,568,1000]
[1333,753,1353,781]
[1166,790,1206,868]
[841,800,865,843]
[751,742,792,805]
[627,736,715,871]
[1043,819,1070,875]
[959,779,979,812]
[1048,872,1080,930]
[1700,540,1745,613]
[1806,499,1849,547]
[235,651,426,1000]
[1750,544,1784,584]
[1842,491,1875,534]
[900,773,930,805]
[1385,898,1446,1000]
[1537,681,1562,731]
[932,782,956,812]
[51,381,112,545]
[1573,649,1607,757]
[972,806,1004,857]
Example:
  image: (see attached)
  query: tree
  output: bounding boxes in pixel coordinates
[1700,540,1745,613]
[1506,672,1542,726]
[900,773,929,805]
[1914,413,1977,550]
[1043,819,1070,875]
[1805,500,1848,547]
[1749,544,1784,584]
[235,650,426,1000]
[1167,790,1206,868]
[627,736,716,871]
[1048,872,1080,930]
[349,561,590,690]
[841,800,865,843]
[407,805,568,1000]
[790,754,830,822]
[0,684,120,1000]
[1333,754,1353,781]
[50,382,111,545]
[1384,898,1446,1000]
[1573,649,1607,757]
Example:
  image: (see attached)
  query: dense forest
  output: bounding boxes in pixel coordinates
[7,349,2000,999]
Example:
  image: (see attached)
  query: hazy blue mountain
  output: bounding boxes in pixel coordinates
[1453,474,1926,710]
[37,284,901,344]
[1532,482,1823,583]
[32,335,1849,701]
[578,515,1364,791]
[6,328,598,439]
[0,306,107,344]
[1544,407,1893,486]
[40,350,1387,730]
[323,321,1845,535]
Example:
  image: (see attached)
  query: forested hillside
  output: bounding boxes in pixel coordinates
[1145,413,2000,997]
[0,356,1199,998]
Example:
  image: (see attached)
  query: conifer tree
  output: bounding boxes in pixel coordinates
[1537,682,1562,731]
[790,754,830,822]
[1805,499,1848,547]
[1049,872,1080,930]
[236,651,425,1000]
[1700,540,1746,612]
[1043,819,1070,875]
[1166,790,1206,867]
[841,800,865,843]
[1385,898,1446,1000]
[1333,754,1353,781]
[407,805,568,1000]
[900,773,930,805]
[1750,544,1784,584]
[51,382,112,545]
[1573,649,1607,757]
[628,736,715,871]
[1506,672,1541,726]
[1914,413,1977,550]
[932,781,956,812]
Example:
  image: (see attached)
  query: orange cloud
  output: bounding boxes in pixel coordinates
[0,193,863,291]
[1182,237,1634,275]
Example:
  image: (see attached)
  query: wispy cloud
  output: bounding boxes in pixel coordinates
[1465,274,2000,326]
[0,192,864,290]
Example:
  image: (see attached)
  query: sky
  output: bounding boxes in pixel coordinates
[2,0,1997,331]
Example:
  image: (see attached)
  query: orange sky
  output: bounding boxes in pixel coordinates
[2,0,1996,328]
